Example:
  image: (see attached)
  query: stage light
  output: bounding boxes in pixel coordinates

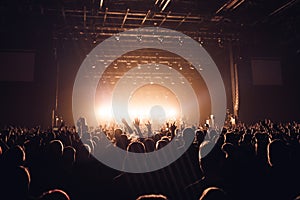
[73,27,227,173]
[96,106,112,121]
[167,108,177,119]
[161,0,171,12]
[99,0,104,9]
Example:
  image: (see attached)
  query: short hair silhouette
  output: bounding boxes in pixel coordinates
[267,139,289,167]
[199,187,228,200]
[136,194,168,200]
[143,138,155,152]
[63,146,76,165]
[156,139,168,150]
[0,166,31,200]
[127,141,146,153]
[38,189,70,200]
[3,145,25,166]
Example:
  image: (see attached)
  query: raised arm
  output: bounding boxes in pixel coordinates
[145,120,153,138]
[133,118,143,139]
[121,118,133,134]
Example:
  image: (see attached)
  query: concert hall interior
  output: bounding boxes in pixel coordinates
[0,0,299,200]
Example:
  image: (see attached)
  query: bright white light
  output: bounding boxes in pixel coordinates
[96,106,112,121]
[167,108,177,119]
[99,0,104,9]
[128,108,148,121]
[127,84,181,129]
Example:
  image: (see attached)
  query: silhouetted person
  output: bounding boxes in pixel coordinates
[62,146,76,169]
[143,138,155,152]
[156,139,168,150]
[195,130,206,147]
[266,139,297,200]
[2,145,25,167]
[116,134,130,150]
[184,141,225,200]
[0,165,31,200]
[127,141,146,153]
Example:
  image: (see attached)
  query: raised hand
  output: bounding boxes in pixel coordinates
[133,118,140,128]
[133,118,143,138]
[170,122,177,132]
[121,118,129,125]
[169,122,177,139]
[145,121,152,137]
[121,118,133,134]
[145,121,152,130]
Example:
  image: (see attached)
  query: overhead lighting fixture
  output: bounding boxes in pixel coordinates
[161,0,171,12]
[100,0,104,10]
[159,0,166,7]
[155,0,160,5]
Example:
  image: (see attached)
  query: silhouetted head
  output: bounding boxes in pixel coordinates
[116,134,129,150]
[240,133,252,145]
[127,141,145,153]
[254,132,269,144]
[38,189,70,200]
[63,146,76,165]
[153,133,162,142]
[161,136,170,142]
[77,144,91,162]
[0,166,31,200]
[3,145,25,167]
[156,139,168,150]
[224,132,235,144]
[221,143,237,158]
[47,140,64,162]
[143,138,155,152]
[199,187,228,200]
[114,128,123,140]
[267,139,289,167]
[136,194,168,200]
[199,141,223,174]
[195,129,205,145]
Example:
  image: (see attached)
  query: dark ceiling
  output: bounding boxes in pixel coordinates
[1,0,299,44]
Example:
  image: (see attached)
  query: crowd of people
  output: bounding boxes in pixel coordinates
[0,117,299,200]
